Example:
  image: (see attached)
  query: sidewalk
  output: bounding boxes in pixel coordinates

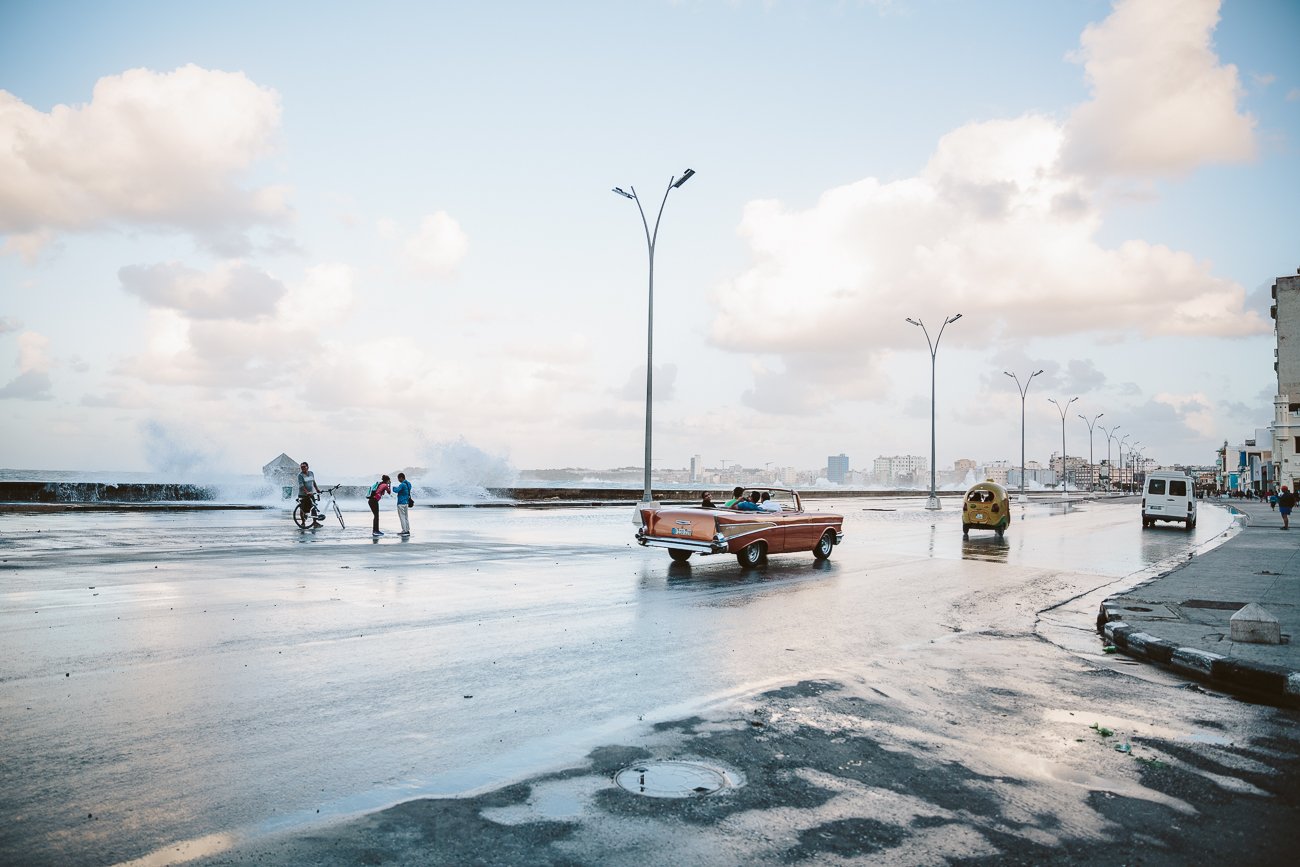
[1097,499,1299,706]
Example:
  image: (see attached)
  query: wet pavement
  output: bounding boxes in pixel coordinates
[1,496,1296,865]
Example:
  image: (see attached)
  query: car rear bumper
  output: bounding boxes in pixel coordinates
[636,531,729,554]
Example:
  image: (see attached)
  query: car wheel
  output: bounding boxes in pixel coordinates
[962,523,970,536]
[668,549,692,563]
[737,543,764,569]
[813,531,835,560]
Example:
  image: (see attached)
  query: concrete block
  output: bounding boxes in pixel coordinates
[1229,603,1282,645]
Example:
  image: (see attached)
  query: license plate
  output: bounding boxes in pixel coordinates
[1150,506,1162,511]
[670,527,693,536]
[974,513,985,520]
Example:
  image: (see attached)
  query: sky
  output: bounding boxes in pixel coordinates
[1,0,1297,480]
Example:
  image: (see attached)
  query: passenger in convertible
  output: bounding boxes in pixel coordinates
[759,491,783,512]
[723,486,746,508]
[735,491,762,511]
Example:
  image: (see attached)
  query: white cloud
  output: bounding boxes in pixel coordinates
[0,64,288,253]
[0,316,21,335]
[0,331,54,399]
[380,212,469,278]
[710,110,1267,411]
[1062,0,1255,176]
[119,261,287,320]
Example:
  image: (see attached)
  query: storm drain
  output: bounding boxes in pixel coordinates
[614,759,734,798]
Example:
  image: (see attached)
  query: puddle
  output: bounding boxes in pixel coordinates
[613,759,740,798]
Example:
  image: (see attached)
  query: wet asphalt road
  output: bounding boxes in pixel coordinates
[1,497,1296,865]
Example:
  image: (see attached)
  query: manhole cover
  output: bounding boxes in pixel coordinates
[614,760,732,798]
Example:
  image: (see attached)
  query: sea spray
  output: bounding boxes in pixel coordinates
[412,437,517,503]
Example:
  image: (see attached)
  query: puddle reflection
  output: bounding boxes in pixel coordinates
[961,536,1010,562]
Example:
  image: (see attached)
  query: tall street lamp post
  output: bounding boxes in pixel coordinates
[1100,424,1121,492]
[1079,413,1104,492]
[1119,434,1131,492]
[906,313,963,510]
[1048,397,1078,498]
[612,169,696,509]
[1005,369,1044,504]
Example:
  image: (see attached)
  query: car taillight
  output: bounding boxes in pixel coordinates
[991,504,999,513]
[963,502,968,512]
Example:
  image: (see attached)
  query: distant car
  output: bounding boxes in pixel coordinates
[962,480,1010,538]
[636,487,844,568]
[1143,471,1197,529]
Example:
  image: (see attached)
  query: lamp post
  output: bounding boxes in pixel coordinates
[1130,442,1142,492]
[1100,424,1121,492]
[1005,368,1044,504]
[906,313,963,510]
[612,168,696,508]
[1079,413,1103,492]
[1048,397,1078,498]
[1119,434,1131,492]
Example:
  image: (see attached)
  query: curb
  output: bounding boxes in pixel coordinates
[1096,602,1300,707]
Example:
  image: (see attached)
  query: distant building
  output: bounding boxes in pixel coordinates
[872,455,927,486]
[827,454,850,484]
[690,455,703,483]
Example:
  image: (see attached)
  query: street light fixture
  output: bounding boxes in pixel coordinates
[611,168,696,510]
[1100,424,1121,493]
[1005,369,1044,504]
[906,313,963,510]
[1048,397,1078,498]
[1079,413,1104,493]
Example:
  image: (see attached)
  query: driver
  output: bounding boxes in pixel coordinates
[297,461,322,522]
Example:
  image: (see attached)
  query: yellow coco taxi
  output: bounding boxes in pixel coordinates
[962,480,1010,538]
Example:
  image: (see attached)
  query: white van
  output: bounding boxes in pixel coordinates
[1142,471,1197,529]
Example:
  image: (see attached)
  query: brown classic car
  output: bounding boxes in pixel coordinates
[636,487,844,568]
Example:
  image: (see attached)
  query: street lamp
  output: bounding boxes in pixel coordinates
[1005,368,1044,504]
[1048,397,1078,498]
[1129,441,1142,492]
[612,168,696,509]
[1100,424,1121,493]
[906,313,963,510]
[1119,434,1131,492]
[1079,413,1104,493]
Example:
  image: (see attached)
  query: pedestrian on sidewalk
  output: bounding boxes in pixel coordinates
[395,472,413,536]
[366,475,391,536]
[1278,486,1295,530]
[1269,489,1278,510]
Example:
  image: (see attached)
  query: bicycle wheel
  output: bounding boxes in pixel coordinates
[292,503,310,529]
[332,499,345,529]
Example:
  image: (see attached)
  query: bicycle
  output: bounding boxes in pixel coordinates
[294,484,345,529]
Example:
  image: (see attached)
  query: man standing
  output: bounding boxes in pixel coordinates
[297,462,322,524]
[1278,486,1295,530]
[395,472,413,537]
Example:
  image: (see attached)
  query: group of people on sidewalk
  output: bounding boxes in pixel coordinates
[295,462,416,537]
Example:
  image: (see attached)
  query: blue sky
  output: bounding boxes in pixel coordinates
[1,0,1296,478]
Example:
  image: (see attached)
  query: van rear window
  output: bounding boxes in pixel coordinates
[1170,480,1187,496]
[1148,479,1165,495]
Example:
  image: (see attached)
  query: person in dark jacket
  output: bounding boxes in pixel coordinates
[1278,486,1296,530]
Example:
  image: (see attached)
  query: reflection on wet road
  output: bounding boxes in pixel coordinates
[0,497,1250,864]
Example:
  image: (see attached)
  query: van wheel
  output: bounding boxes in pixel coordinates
[813,531,835,560]
[737,543,764,569]
[668,549,692,563]
[1187,518,1196,530]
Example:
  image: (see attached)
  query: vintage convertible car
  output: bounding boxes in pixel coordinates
[636,487,844,568]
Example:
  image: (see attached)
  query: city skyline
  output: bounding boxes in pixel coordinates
[1,0,1295,478]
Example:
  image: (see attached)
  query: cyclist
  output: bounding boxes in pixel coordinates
[297,461,323,524]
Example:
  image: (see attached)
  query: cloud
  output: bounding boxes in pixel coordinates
[0,64,288,254]
[1060,359,1108,394]
[1062,0,1255,176]
[618,363,678,401]
[380,212,469,278]
[119,261,287,320]
[710,112,1266,410]
[0,331,54,399]
[0,316,21,334]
